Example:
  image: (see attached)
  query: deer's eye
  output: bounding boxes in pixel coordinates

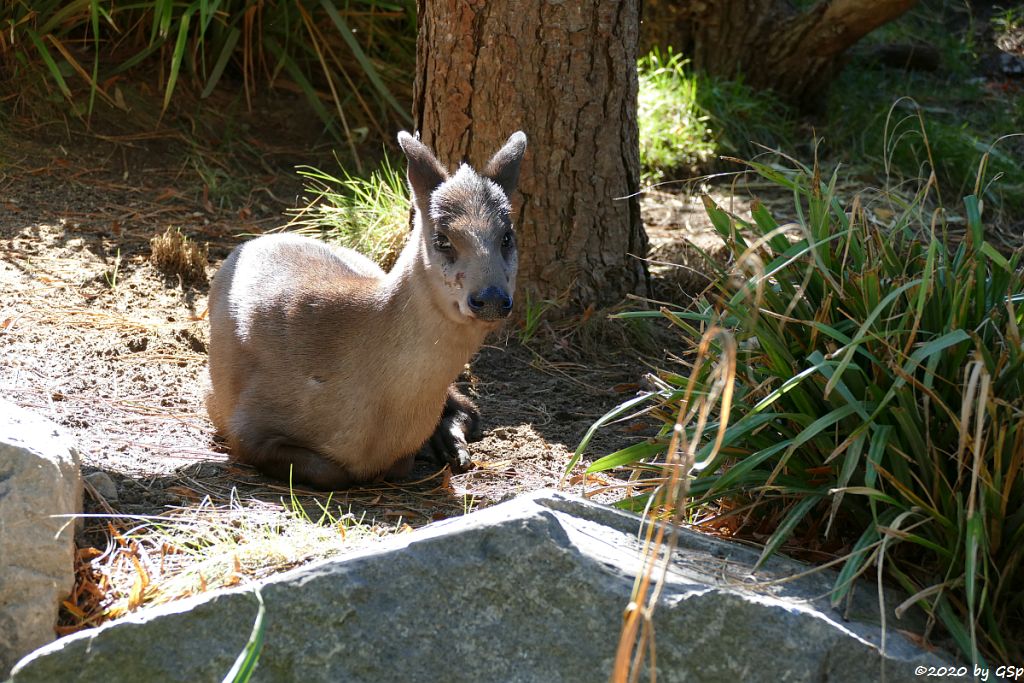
[501,230,514,249]
[433,233,453,253]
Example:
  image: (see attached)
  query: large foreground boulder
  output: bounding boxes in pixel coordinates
[0,400,82,678]
[10,489,955,682]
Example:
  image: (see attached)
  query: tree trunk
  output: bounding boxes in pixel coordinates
[412,0,648,309]
[643,0,919,106]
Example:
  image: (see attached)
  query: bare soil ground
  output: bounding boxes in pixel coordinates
[0,99,736,632]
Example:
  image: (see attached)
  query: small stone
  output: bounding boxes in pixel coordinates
[83,472,118,503]
[1000,52,1024,76]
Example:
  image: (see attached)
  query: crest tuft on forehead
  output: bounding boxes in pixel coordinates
[429,165,512,226]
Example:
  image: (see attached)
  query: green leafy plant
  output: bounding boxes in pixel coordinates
[574,159,1024,664]
[103,248,122,289]
[289,155,410,270]
[519,291,557,345]
[993,5,1024,35]
[0,1,415,152]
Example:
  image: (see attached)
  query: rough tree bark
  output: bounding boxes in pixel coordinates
[642,0,920,105]
[412,0,648,308]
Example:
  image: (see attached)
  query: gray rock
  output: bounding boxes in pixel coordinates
[0,400,82,679]
[1000,52,1024,76]
[10,490,957,683]
[82,471,118,503]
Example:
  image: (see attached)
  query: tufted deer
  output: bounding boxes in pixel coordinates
[206,131,527,490]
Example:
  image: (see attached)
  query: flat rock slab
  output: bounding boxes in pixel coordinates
[0,400,82,679]
[10,490,955,682]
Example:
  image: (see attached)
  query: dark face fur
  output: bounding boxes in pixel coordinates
[397,131,527,325]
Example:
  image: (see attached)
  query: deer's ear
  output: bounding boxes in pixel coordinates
[483,131,527,197]
[398,131,449,203]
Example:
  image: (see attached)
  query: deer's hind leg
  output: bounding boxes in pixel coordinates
[418,385,481,473]
[383,454,416,481]
[230,428,356,491]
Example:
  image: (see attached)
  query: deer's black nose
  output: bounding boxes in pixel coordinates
[468,286,513,320]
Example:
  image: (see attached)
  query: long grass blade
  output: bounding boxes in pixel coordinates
[320,0,411,124]
[564,392,658,482]
[222,588,266,683]
[755,494,823,568]
[162,7,194,114]
[201,26,241,98]
[26,29,73,101]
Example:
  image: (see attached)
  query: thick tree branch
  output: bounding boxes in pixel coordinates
[664,0,921,105]
[806,0,920,58]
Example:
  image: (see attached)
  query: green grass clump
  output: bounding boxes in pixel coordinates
[829,75,1024,216]
[576,161,1024,664]
[824,3,1024,216]
[289,156,409,270]
[695,71,794,164]
[637,49,714,183]
[886,110,1024,215]
[637,48,793,184]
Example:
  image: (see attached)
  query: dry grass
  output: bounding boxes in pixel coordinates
[149,227,209,286]
[62,466,468,634]
[610,325,736,683]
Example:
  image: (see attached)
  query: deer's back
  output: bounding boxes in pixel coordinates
[206,234,386,432]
